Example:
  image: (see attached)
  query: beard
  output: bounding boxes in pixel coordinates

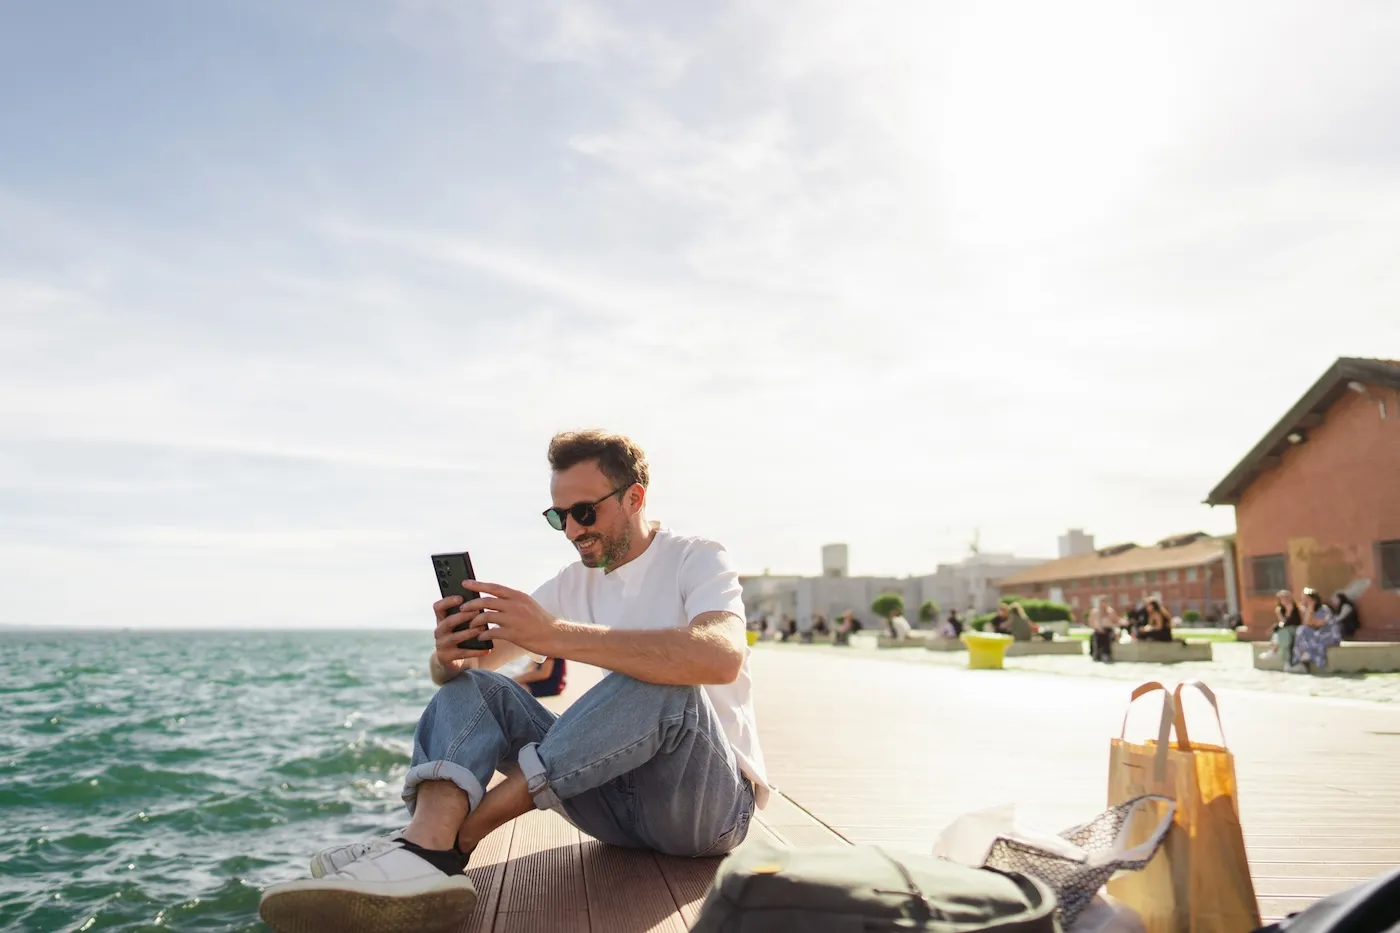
[575,523,633,570]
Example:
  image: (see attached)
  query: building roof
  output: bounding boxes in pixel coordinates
[994,535,1226,588]
[1206,357,1400,506]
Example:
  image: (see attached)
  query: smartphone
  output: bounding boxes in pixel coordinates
[431,552,492,651]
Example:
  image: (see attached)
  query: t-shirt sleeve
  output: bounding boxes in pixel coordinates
[679,540,747,622]
[531,571,564,622]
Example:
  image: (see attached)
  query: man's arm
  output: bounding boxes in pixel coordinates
[551,611,746,686]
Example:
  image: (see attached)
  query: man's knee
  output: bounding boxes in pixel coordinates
[592,673,702,707]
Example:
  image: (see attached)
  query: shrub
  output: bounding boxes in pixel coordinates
[918,599,940,623]
[995,596,1072,623]
[1182,609,1202,623]
[971,614,995,631]
[870,593,905,619]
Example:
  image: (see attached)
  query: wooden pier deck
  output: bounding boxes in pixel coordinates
[456,649,1400,930]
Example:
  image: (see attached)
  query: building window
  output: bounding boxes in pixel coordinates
[1132,572,1145,585]
[1186,567,1198,582]
[1250,555,1287,594]
[1167,569,1179,583]
[1379,540,1400,590]
[1146,571,1158,584]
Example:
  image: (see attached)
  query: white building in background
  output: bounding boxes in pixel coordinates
[915,552,1051,618]
[739,543,1050,631]
[1058,528,1096,559]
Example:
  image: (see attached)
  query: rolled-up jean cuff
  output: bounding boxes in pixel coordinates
[401,760,486,815]
[517,743,561,812]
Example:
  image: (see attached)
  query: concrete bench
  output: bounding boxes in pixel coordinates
[1253,641,1400,674]
[1111,640,1214,663]
[924,637,967,652]
[1005,639,1085,657]
[876,631,940,649]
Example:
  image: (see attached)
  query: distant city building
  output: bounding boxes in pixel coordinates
[739,544,1050,630]
[995,531,1233,620]
[1206,357,1400,641]
[917,552,1052,617]
[1058,528,1096,559]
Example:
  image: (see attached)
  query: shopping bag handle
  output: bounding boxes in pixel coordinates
[1171,680,1227,750]
[1092,794,1177,868]
[1120,682,1179,782]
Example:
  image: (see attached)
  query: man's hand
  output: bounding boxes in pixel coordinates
[462,581,561,657]
[432,594,492,683]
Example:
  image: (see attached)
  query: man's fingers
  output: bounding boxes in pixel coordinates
[433,595,465,619]
[463,580,525,599]
[459,595,508,614]
[436,608,481,636]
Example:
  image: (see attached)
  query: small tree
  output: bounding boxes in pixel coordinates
[918,599,940,624]
[1182,609,1202,624]
[871,592,905,620]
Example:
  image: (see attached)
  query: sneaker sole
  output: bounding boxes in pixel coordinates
[259,875,477,933]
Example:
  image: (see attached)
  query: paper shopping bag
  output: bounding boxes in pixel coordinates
[1106,681,1259,933]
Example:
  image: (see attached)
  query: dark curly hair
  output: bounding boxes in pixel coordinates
[547,430,650,491]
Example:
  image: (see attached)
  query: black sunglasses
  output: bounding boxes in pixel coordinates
[543,485,630,531]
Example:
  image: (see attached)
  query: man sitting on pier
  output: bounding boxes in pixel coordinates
[259,431,770,933]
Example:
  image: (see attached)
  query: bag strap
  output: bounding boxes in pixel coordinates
[1171,680,1227,750]
[1120,683,1178,782]
[1103,795,1177,867]
[872,846,932,922]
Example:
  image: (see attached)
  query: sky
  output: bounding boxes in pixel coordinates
[2,1,1399,628]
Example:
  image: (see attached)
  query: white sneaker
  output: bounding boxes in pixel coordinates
[310,830,403,878]
[260,838,477,933]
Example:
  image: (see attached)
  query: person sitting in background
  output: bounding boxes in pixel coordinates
[942,610,964,639]
[1089,602,1119,662]
[1290,587,1342,673]
[1136,598,1174,642]
[1006,603,1033,642]
[1332,592,1362,640]
[780,616,797,642]
[834,610,861,646]
[1262,589,1302,663]
[988,604,1013,636]
[513,657,567,698]
[887,611,913,641]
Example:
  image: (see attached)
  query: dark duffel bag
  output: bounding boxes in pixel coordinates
[692,838,1061,933]
[1254,867,1400,933]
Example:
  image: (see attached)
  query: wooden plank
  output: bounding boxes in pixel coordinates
[579,840,687,933]
[1251,862,1396,879]
[655,856,722,928]
[457,819,515,933]
[1246,847,1400,863]
[757,791,848,847]
[495,809,584,921]
[492,911,590,933]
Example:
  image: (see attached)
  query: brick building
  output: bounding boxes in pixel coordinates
[1206,357,1400,641]
[993,532,1232,620]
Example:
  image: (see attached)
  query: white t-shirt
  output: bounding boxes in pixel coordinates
[531,526,771,808]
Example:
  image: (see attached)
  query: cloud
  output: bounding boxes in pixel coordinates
[2,0,1399,625]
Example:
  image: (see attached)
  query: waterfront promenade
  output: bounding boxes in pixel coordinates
[457,647,1400,930]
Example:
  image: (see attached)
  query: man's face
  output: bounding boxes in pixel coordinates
[550,460,635,570]
[998,605,1009,617]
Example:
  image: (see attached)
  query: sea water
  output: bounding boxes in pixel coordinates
[0,629,434,932]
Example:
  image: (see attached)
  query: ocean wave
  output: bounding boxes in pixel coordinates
[273,736,410,779]
[0,628,428,932]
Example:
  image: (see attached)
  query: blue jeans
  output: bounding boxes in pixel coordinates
[403,669,755,858]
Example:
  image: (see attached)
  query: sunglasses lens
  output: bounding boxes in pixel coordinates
[571,504,597,527]
[545,509,566,531]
